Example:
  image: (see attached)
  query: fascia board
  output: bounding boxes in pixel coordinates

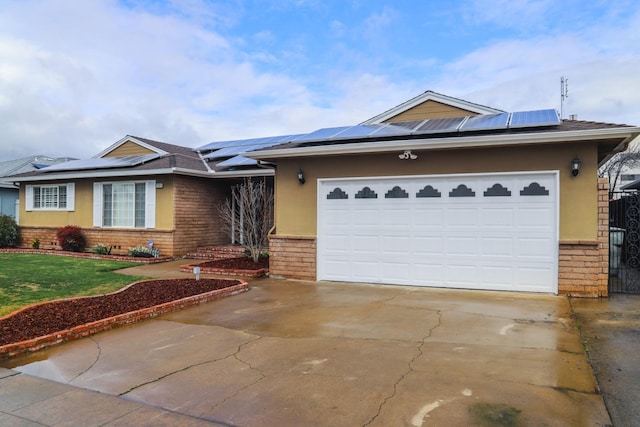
[10,167,274,182]
[246,127,640,160]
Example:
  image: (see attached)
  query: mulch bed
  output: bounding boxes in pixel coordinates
[0,278,241,347]
[198,257,269,270]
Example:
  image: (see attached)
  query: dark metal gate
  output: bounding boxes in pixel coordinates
[609,191,640,293]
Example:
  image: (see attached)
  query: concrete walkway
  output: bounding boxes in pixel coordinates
[0,262,612,426]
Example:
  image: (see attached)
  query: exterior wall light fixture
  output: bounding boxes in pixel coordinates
[399,150,417,160]
[297,168,306,184]
[571,156,581,177]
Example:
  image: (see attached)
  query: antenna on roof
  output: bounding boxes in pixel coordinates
[560,76,568,120]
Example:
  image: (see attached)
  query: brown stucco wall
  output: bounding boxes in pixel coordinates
[273,141,599,241]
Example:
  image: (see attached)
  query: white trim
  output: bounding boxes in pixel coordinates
[145,180,156,228]
[25,185,33,211]
[25,183,75,211]
[93,183,102,226]
[246,127,640,160]
[361,91,504,124]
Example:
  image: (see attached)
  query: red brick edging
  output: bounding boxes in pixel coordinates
[179,262,268,278]
[0,279,249,360]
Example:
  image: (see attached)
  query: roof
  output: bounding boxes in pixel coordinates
[9,135,273,182]
[0,155,76,187]
[244,117,640,165]
[361,90,505,124]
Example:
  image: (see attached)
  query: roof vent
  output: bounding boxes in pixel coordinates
[569,114,578,120]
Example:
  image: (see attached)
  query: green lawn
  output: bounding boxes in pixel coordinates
[0,254,148,317]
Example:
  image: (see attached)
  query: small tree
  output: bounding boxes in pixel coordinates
[599,145,640,198]
[0,214,20,247]
[219,178,274,263]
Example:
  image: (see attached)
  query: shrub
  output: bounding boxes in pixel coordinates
[30,238,40,249]
[91,243,112,255]
[56,225,87,252]
[0,214,20,247]
[128,246,160,258]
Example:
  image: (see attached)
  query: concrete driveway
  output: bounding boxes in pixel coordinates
[1,274,610,426]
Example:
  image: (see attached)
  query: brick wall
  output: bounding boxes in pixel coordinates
[268,235,316,280]
[19,226,174,256]
[557,178,609,297]
[172,176,233,256]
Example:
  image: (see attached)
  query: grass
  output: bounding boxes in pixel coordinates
[0,253,148,317]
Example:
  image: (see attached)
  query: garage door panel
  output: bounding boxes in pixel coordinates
[480,265,514,285]
[481,237,514,256]
[447,208,478,227]
[318,172,558,293]
[446,236,477,256]
[414,236,444,255]
[480,208,514,226]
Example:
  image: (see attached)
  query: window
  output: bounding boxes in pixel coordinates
[25,183,74,211]
[93,181,155,228]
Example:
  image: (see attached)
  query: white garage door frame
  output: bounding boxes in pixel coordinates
[317,171,559,293]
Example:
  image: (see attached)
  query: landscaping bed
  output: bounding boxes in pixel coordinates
[181,256,269,277]
[0,278,248,360]
[0,248,171,263]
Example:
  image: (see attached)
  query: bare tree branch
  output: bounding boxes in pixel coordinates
[599,145,640,197]
[218,178,273,263]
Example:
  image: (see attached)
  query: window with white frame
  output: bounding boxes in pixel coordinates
[25,183,75,211]
[93,181,156,228]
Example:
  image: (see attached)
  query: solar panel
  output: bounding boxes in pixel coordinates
[384,120,427,132]
[414,117,467,134]
[509,109,560,128]
[204,143,266,160]
[292,126,352,143]
[215,156,258,168]
[459,113,510,132]
[43,154,161,172]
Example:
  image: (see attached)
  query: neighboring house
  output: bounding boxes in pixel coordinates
[240,90,640,297]
[9,136,275,256]
[0,155,74,219]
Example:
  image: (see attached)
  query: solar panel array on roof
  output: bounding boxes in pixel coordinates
[509,109,560,128]
[459,112,510,132]
[43,154,161,172]
[415,116,467,133]
[200,108,562,170]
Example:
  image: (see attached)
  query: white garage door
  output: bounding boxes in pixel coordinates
[317,172,558,293]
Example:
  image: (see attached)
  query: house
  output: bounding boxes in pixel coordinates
[239,91,640,297]
[9,136,275,256]
[0,155,74,219]
[9,90,639,297]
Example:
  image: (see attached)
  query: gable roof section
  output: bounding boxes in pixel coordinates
[361,90,504,124]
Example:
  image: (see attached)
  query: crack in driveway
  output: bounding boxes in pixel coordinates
[118,335,262,397]
[363,309,443,426]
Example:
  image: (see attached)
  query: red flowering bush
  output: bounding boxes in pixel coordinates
[56,225,87,252]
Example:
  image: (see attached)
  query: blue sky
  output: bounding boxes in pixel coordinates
[1,0,639,160]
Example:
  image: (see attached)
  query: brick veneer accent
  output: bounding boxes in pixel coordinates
[0,280,248,360]
[172,175,232,256]
[268,235,316,280]
[18,226,174,256]
[557,178,609,297]
[17,176,239,257]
